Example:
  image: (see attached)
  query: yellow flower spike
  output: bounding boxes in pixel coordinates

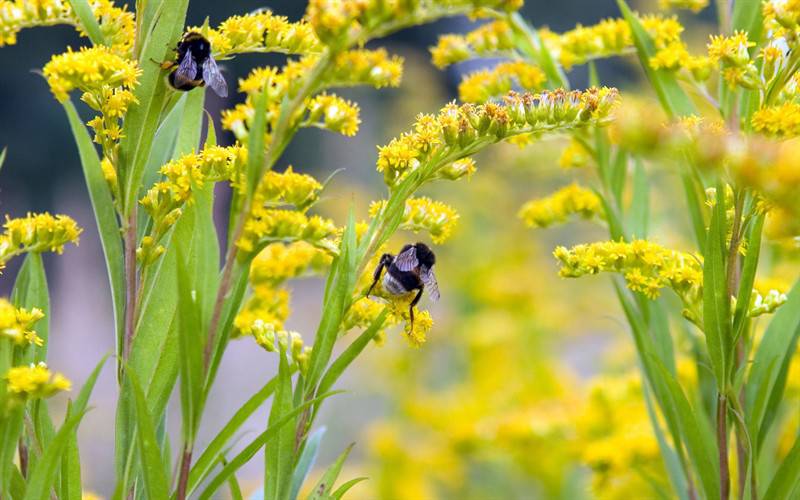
[658,0,709,12]
[0,298,44,346]
[403,309,433,347]
[0,0,134,53]
[430,20,515,68]
[189,10,321,59]
[343,297,397,334]
[518,183,603,228]
[5,362,71,403]
[249,241,332,287]
[306,93,361,137]
[253,166,323,208]
[649,41,690,71]
[458,61,546,104]
[43,45,141,102]
[0,212,81,262]
[708,31,755,67]
[377,88,619,186]
[369,197,460,244]
[236,209,337,258]
[330,49,404,89]
[234,287,291,338]
[752,103,800,137]
[554,239,703,306]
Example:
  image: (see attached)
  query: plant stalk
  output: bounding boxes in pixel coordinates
[175,445,193,500]
[718,393,730,500]
[123,210,138,362]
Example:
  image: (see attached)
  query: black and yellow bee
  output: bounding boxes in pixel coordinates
[161,31,228,97]
[367,242,440,327]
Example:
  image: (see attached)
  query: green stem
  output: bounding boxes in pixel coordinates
[718,393,730,500]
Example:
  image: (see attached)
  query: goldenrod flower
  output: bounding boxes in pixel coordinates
[404,309,433,347]
[430,20,515,69]
[458,61,546,103]
[377,88,619,186]
[658,0,708,12]
[252,166,324,209]
[370,197,460,244]
[558,139,590,168]
[5,362,71,403]
[249,241,331,287]
[554,239,702,303]
[649,41,689,71]
[518,183,602,228]
[0,212,81,263]
[192,10,320,59]
[541,15,682,69]
[237,209,337,257]
[764,0,800,30]
[249,320,311,374]
[0,0,134,53]
[306,93,361,136]
[43,45,140,102]
[234,287,290,337]
[752,102,800,136]
[0,298,44,346]
[330,49,403,89]
[708,31,754,66]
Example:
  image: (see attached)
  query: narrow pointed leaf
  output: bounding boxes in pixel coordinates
[128,368,170,499]
[290,427,326,500]
[66,0,106,46]
[308,444,355,500]
[264,350,295,500]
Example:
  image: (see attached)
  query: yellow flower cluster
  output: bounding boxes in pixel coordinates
[42,45,140,102]
[558,139,591,168]
[658,0,708,11]
[540,15,683,69]
[305,93,361,136]
[649,41,713,81]
[748,288,788,317]
[306,0,522,48]
[5,362,71,403]
[369,197,460,244]
[554,239,703,303]
[458,61,546,103]
[0,298,44,346]
[0,212,81,266]
[708,31,759,89]
[222,49,401,142]
[140,146,246,258]
[752,102,800,137]
[249,320,311,374]
[193,10,320,59]
[236,166,334,257]
[377,88,619,186]
[518,183,602,228]
[575,372,665,499]
[764,0,800,31]
[0,0,134,53]
[249,241,332,287]
[430,20,515,69]
[234,287,290,337]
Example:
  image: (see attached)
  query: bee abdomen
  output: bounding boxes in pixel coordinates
[382,273,408,295]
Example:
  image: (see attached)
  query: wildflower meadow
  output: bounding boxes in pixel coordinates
[1,0,800,498]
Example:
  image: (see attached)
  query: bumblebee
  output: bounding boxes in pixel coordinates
[367,242,440,327]
[161,32,228,97]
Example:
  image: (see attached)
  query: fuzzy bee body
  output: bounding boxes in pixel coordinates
[368,242,440,328]
[162,32,228,97]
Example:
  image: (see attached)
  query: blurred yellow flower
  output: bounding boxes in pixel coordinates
[519,183,603,228]
[0,298,44,346]
[6,362,71,402]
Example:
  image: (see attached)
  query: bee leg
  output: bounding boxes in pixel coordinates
[367,253,393,297]
[408,286,424,330]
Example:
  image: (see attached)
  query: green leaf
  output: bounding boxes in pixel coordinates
[290,427,326,500]
[66,0,106,46]
[702,183,732,390]
[764,434,800,500]
[23,408,89,500]
[176,246,205,442]
[11,253,49,362]
[0,408,24,497]
[732,0,764,43]
[227,470,245,500]
[733,214,764,342]
[265,350,296,500]
[119,0,190,214]
[127,368,170,500]
[609,149,627,204]
[198,392,340,500]
[682,172,707,253]
[629,158,650,238]
[651,358,720,500]
[62,100,124,349]
[246,84,270,200]
[617,0,696,118]
[186,377,278,496]
[60,402,82,500]
[746,278,800,450]
[173,88,206,157]
[307,444,354,500]
[332,477,367,499]
[643,385,689,500]
[306,210,358,389]
[316,309,388,401]
[509,12,568,89]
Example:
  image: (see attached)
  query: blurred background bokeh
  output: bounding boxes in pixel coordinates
[0,0,725,498]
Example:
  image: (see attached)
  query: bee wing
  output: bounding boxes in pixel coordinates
[421,266,440,302]
[394,246,418,272]
[203,57,228,98]
[172,49,197,88]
